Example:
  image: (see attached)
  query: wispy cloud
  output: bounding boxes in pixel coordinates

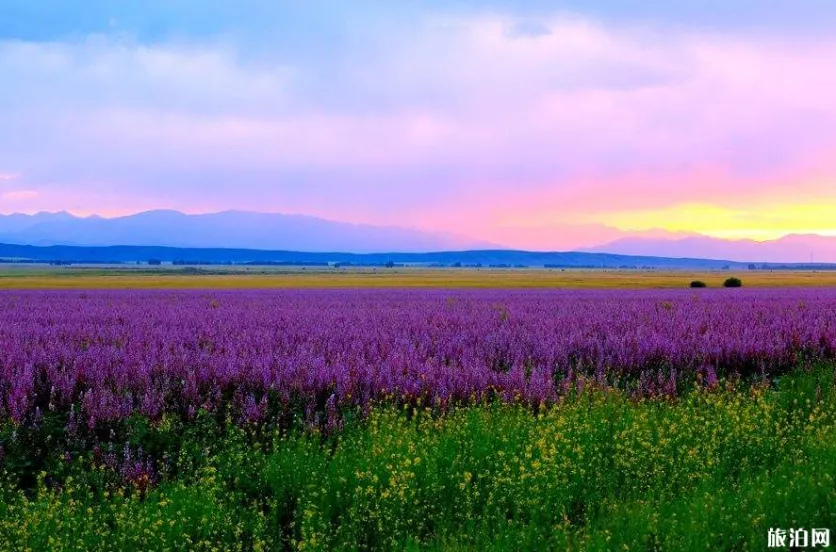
[1,9,835,246]
[1,189,38,201]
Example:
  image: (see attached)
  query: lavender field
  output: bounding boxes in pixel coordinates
[2,288,836,426]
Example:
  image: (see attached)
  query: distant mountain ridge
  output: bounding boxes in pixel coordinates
[0,242,750,269]
[0,210,490,253]
[586,234,836,264]
[2,210,835,263]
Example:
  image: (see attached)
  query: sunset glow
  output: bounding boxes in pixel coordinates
[2,2,836,252]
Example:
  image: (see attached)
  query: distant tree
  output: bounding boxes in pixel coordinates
[723,277,743,288]
[748,264,757,270]
[690,280,707,288]
[148,259,162,266]
[385,261,395,268]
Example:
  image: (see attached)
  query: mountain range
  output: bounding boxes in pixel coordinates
[1,210,835,263]
[0,242,750,269]
[586,235,836,264]
[0,210,489,253]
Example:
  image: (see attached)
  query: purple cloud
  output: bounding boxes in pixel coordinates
[1,12,835,247]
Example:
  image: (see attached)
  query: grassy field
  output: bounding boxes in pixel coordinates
[2,365,834,551]
[3,265,836,289]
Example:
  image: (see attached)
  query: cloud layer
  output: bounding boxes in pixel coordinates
[2,3,836,249]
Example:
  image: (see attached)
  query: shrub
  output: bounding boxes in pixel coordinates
[723,277,743,288]
[690,281,707,288]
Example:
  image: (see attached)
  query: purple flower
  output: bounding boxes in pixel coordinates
[0,288,834,425]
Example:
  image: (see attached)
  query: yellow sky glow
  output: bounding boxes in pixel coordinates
[605,202,836,241]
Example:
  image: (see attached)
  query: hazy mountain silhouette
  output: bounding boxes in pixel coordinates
[0,210,491,253]
[587,234,836,263]
[2,210,835,263]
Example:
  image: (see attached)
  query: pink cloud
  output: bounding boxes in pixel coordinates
[0,189,38,201]
[1,14,836,246]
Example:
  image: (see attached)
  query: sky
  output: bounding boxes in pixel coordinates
[1,0,836,250]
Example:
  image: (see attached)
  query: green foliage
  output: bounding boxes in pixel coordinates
[723,277,743,288]
[689,280,707,288]
[2,367,836,550]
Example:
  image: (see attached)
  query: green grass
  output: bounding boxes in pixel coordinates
[1,367,835,550]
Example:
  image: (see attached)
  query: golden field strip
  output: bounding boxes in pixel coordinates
[2,266,836,289]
